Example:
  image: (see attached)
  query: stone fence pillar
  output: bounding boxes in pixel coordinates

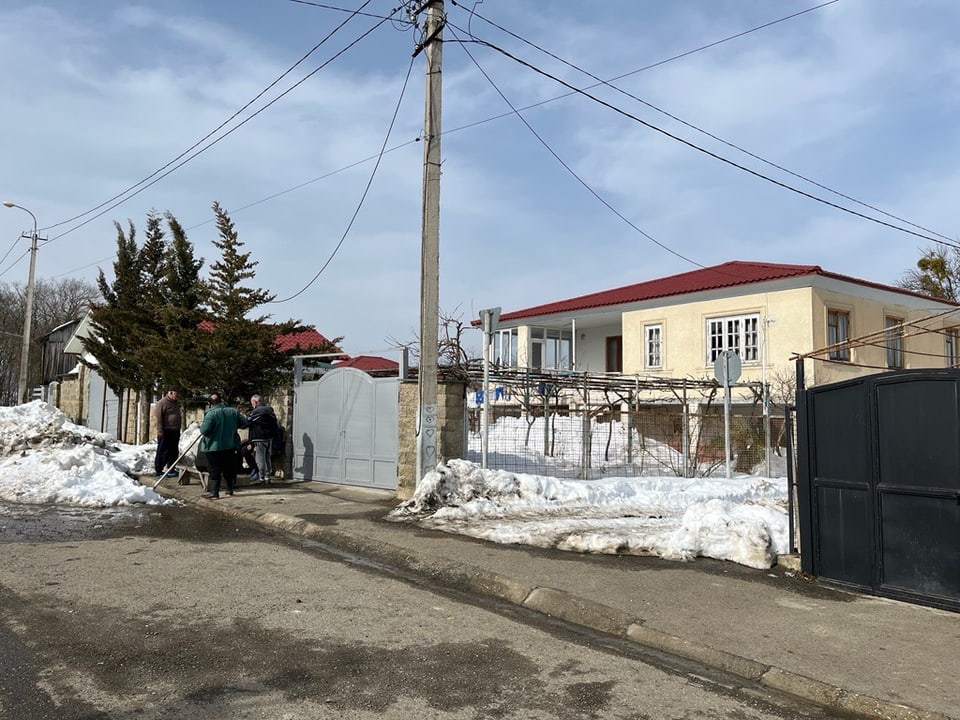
[396,379,467,500]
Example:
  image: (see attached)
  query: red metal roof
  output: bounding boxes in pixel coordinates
[334,355,399,372]
[197,320,336,353]
[497,261,957,322]
[274,328,335,353]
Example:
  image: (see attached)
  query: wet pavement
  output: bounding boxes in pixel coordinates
[0,500,269,544]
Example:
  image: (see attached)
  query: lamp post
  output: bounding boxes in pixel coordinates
[2,201,39,404]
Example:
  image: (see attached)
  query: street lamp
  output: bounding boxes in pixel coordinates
[2,201,39,404]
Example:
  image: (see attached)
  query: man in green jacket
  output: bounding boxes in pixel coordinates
[199,393,248,499]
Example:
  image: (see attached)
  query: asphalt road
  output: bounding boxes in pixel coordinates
[0,502,836,719]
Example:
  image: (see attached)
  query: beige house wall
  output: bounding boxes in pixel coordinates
[506,280,956,397]
[809,287,955,386]
[620,287,814,387]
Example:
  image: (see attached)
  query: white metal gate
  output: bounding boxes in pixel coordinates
[87,369,120,438]
[292,367,399,489]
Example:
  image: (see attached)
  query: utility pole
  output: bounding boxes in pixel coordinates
[2,201,39,405]
[413,0,444,484]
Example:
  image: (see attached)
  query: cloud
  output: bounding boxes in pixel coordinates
[2,0,959,355]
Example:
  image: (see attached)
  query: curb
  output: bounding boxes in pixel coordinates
[157,485,955,720]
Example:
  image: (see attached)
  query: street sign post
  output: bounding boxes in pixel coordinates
[713,350,741,479]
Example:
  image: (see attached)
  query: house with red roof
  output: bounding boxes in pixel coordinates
[333,355,400,376]
[195,320,336,355]
[487,261,960,387]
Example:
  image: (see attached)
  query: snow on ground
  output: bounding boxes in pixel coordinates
[0,401,171,507]
[0,401,793,570]
[391,458,790,570]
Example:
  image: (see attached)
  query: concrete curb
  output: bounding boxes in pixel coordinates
[163,487,955,720]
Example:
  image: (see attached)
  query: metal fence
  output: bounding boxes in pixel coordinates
[462,367,788,480]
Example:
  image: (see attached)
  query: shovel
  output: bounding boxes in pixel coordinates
[153,433,202,489]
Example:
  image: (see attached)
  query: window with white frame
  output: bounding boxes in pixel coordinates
[885,316,903,369]
[827,309,851,361]
[494,329,518,367]
[946,327,959,367]
[529,327,572,370]
[706,313,759,364]
[645,323,662,369]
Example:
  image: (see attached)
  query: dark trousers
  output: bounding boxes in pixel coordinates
[155,429,182,474]
[206,449,238,496]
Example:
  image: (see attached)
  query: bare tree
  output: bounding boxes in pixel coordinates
[0,277,98,404]
[386,306,480,378]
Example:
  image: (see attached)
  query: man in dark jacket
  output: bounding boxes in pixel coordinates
[247,394,278,485]
[153,386,182,479]
[199,393,248,499]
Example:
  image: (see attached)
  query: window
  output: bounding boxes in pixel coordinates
[606,335,623,373]
[494,329,518,367]
[529,327,572,370]
[645,324,662,369]
[946,328,959,367]
[706,313,759,364]
[885,316,903,369]
[827,310,850,361]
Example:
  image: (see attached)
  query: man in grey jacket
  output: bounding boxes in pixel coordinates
[247,394,278,485]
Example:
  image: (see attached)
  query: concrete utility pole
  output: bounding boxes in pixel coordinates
[2,201,39,405]
[414,0,444,484]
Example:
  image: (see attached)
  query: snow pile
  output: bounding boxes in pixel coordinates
[0,401,172,507]
[392,458,789,569]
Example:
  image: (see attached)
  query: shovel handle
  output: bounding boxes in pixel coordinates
[153,433,203,489]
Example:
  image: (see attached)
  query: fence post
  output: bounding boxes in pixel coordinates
[785,404,797,553]
[582,373,590,480]
[764,382,772,477]
[542,386,549,457]
[682,385,690,478]
[626,390,634,466]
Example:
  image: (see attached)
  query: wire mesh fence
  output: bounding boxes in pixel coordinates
[462,367,789,480]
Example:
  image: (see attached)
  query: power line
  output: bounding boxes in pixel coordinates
[0,248,31,281]
[0,235,25,273]
[464,2,953,245]
[45,2,866,273]
[287,0,402,21]
[456,32,960,251]
[271,53,418,304]
[40,0,385,235]
[447,24,706,269]
[44,11,398,246]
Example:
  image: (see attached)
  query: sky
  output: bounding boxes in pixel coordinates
[0,400,790,570]
[2,1,958,356]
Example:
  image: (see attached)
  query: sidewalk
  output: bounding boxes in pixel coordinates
[150,476,958,720]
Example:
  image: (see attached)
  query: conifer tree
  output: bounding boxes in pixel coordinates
[130,212,169,388]
[149,212,208,393]
[197,202,301,402]
[82,221,157,436]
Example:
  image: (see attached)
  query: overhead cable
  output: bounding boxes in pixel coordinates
[41,0,387,239]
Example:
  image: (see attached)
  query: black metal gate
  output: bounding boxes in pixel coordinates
[796,369,960,611]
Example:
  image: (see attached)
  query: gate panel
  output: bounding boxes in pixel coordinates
[372,380,399,488]
[313,372,345,482]
[342,370,375,484]
[807,380,874,587]
[801,370,960,611]
[293,367,398,489]
[875,378,960,602]
[815,485,873,587]
[880,493,960,598]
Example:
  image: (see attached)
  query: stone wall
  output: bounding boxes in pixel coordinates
[50,370,293,477]
[53,367,86,425]
[397,380,467,500]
